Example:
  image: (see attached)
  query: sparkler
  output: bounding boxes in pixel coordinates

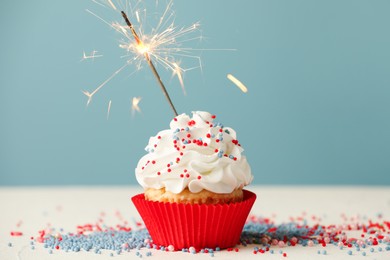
[121,10,178,116]
[83,0,207,116]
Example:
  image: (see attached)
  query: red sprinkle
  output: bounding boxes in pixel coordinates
[10,231,23,236]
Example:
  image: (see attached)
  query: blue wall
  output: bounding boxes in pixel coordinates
[1,0,390,185]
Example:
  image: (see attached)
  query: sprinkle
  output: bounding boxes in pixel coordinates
[8,242,12,247]
[348,250,352,255]
[10,231,23,236]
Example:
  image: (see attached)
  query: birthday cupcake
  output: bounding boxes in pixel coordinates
[132,111,255,250]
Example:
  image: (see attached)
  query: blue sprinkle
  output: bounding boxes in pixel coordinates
[8,242,12,247]
[279,250,283,254]
[356,247,360,251]
[31,246,35,250]
[110,253,114,257]
[347,250,352,255]
[49,249,53,254]
[185,127,189,131]
[370,248,374,252]
[362,251,366,256]
[386,246,390,251]
[322,250,327,255]
[229,155,234,159]
[317,250,321,254]
[215,247,220,251]
[378,247,382,252]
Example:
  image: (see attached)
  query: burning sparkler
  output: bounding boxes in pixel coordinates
[83,0,210,116]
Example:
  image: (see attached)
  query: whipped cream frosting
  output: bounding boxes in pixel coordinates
[135,111,253,194]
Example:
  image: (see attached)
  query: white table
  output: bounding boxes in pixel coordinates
[0,186,389,260]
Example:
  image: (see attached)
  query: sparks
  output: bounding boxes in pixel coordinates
[227,74,248,93]
[81,50,103,61]
[107,100,112,119]
[83,0,233,113]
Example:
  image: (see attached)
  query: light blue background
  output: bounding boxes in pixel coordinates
[1,0,389,186]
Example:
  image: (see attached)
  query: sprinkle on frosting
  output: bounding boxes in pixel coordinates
[135,111,253,194]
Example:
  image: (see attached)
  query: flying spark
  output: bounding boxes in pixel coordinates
[131,97,142,116]
[107,100,112,119]
[81,50,103,61]
[227,74,248,93]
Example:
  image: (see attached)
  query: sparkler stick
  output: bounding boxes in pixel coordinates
[121,11,179,117]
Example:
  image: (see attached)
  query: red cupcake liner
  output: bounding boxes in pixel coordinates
[131,190,256,250]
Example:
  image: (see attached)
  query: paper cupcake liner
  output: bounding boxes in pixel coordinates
[132,190,256,250]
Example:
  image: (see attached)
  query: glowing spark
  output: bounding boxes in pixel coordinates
[107,100,112,119]
[131,96,142,116]
[227,74,248,93]
[172,62,185,94]
[81,50,103,61]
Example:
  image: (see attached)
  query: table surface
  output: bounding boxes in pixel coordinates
[0,186,389,260]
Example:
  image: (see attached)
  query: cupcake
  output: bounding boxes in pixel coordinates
[132,111,255,250]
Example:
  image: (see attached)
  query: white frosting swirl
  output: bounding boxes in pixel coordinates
[135,111,253,194]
